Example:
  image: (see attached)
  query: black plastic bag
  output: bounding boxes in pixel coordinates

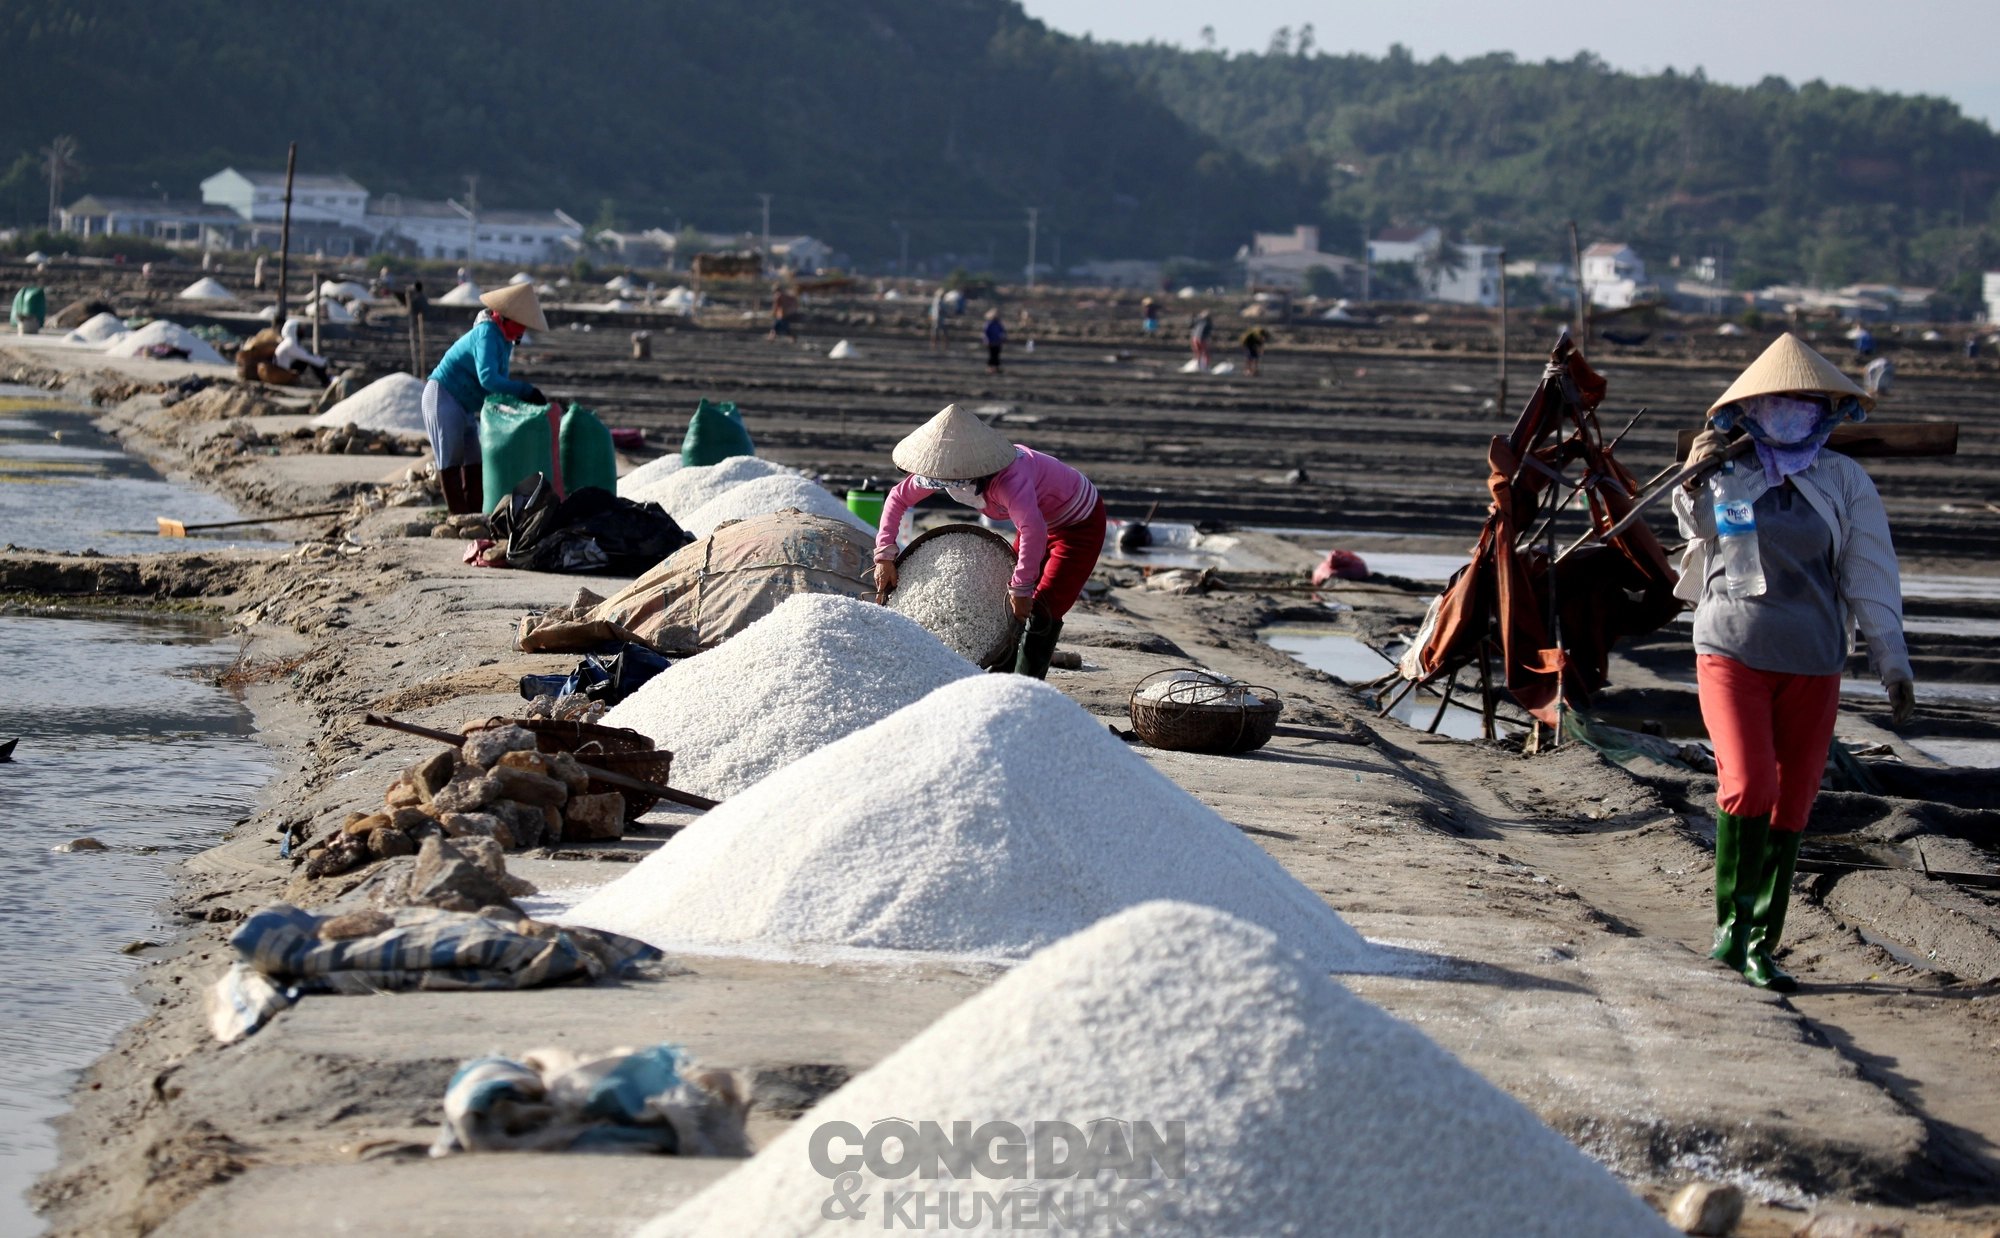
[491,475,689,575]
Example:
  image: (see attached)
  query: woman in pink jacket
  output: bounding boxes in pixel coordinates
[873,404,1106,678]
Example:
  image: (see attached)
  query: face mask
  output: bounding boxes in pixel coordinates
[1742,394,1828,446]
[944,483,984,509]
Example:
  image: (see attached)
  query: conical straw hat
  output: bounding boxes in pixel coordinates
[480,282,550,333]
[1709,333,1872,414]
[892,403,1019,479]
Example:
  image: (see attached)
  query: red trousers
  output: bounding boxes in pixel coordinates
[1013,498,1106,620]
[1696,654,1841,833]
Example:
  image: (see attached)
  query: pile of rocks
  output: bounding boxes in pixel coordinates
[303,424,415,455]
[301,724,628,880]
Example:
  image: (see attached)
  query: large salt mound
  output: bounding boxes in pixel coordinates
[639,902,1673,1238]
[599,593,978,798]
[681,473,872,539]
[636,454,792,516]
[64,312,130,345]
[567,676,1369,967]
[436,281,484,306]
[176,277,234,300]
[103,320,225,365]
[309,372,427,435]
[615,452,682,500]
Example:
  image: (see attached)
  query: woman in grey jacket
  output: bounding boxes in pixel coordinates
[1673,334,1915,991]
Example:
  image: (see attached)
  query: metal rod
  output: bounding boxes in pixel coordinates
[1564,436,1758,560]
[1479,640,1496,740]
[1496,248,1508,416]
[361,713,719,811]
[1567,220,1586,349]
[1426,668,1456,734]
[1375,675,1419,718]
[1606,406,1648,455]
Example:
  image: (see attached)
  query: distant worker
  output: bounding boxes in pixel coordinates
[267,319,329,386]
[1141,296,1159,334]
[928,287,949,351]
[1964,335,1980,360]
[10,283,46,335]
[1851,326,1874,357]
[424,284,551,515]
[1676,334,1914,993]
[768,283,797,342]
[984,308,1006,373]
[1241,325,1269,376]
[872,403,1107,679]
[1189,309,1213,371]
[1863,356,1893,397]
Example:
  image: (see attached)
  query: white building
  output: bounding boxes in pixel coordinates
[366,198,582,264]
[1366,227,1500,306]
[1238,225,1361,291]
[1581,242,1648,309]
[201,169,369,226]
[1984,271,2000,323]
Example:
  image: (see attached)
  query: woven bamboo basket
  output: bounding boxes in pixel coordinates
[469,717,674,817]
[1127,669,1283,755]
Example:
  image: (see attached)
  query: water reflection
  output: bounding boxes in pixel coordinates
[0,613,269,1235]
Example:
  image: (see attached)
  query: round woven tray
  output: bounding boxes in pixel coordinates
[468,717,673,817]
[893,523,1022,669]
[1127,669,1283,755]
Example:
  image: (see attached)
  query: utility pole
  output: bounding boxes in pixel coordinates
[757,193,772,265]
[1496,248,1508,416]
[1025,207,1039,288]
[1567,220,1587,349]
[275,142,297,325]
[463,174,480,266]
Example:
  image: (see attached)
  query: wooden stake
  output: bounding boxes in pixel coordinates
[1496,247,1508,416]
[275,142,296,326]
[1567,220,1587,349]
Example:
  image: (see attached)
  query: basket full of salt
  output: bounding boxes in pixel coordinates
[888,523,1021,669]
[1129,668,1282,754]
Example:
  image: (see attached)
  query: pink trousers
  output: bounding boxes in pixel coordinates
[1696,654,1841,833]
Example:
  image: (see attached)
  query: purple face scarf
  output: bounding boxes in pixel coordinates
[1741,395,1834,486]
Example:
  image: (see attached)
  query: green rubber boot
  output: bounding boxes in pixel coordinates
[1710,811,1771,973]
[1744,829,1803,992]
[1013,612,1063,680]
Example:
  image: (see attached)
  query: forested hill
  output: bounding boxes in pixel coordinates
[0,0,1320,266]
[1103,42,2000,293]
[2,0,1995,291]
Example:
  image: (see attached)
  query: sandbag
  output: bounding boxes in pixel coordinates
[589,511,874,652]
[680,398,754,467]
[481,395,563,513]
[559,404,618,497]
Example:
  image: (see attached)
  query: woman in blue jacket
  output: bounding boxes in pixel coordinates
[424,283,551,513]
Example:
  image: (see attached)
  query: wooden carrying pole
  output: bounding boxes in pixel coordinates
[1496,248,1508,415]
[275,142,297,325]
[361,713,720,812]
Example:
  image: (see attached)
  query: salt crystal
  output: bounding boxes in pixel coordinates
[616,453,683,500]
[566,676,1368,966]
[631,455,794,516]
[64,312,130,345]
[888,530,1015,664]
[637,901,1670,1238]
[599,593,977,799]
[680,474,873,539]
[308,372,427,435]
[103,320,225,365]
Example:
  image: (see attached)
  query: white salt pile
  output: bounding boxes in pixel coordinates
[508,271,533,286]
[634,454,792,515]
[661,287,696,314]
[888,529,1015,664]
[436,281,484,306]
[319,279,369,301]
[598,593,977,799]
[309,372,428,435]
[64,312,129,345]
[103,320,225,365]
[615,453,683,500]
[566,676,1369,966]
[176,277,234,300]
[636,902,1672,1238]
[680,474,872,539]
[827,339,859,359]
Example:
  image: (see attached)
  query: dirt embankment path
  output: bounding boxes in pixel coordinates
[5,344,1998,1237]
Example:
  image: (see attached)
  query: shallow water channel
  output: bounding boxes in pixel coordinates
[0,389,279,1236]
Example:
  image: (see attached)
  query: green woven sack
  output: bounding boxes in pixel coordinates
[480,394,557,513]
[559,404,618,496]
[680,398,755,467]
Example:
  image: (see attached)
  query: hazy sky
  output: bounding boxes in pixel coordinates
[1018,0,1998,126]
